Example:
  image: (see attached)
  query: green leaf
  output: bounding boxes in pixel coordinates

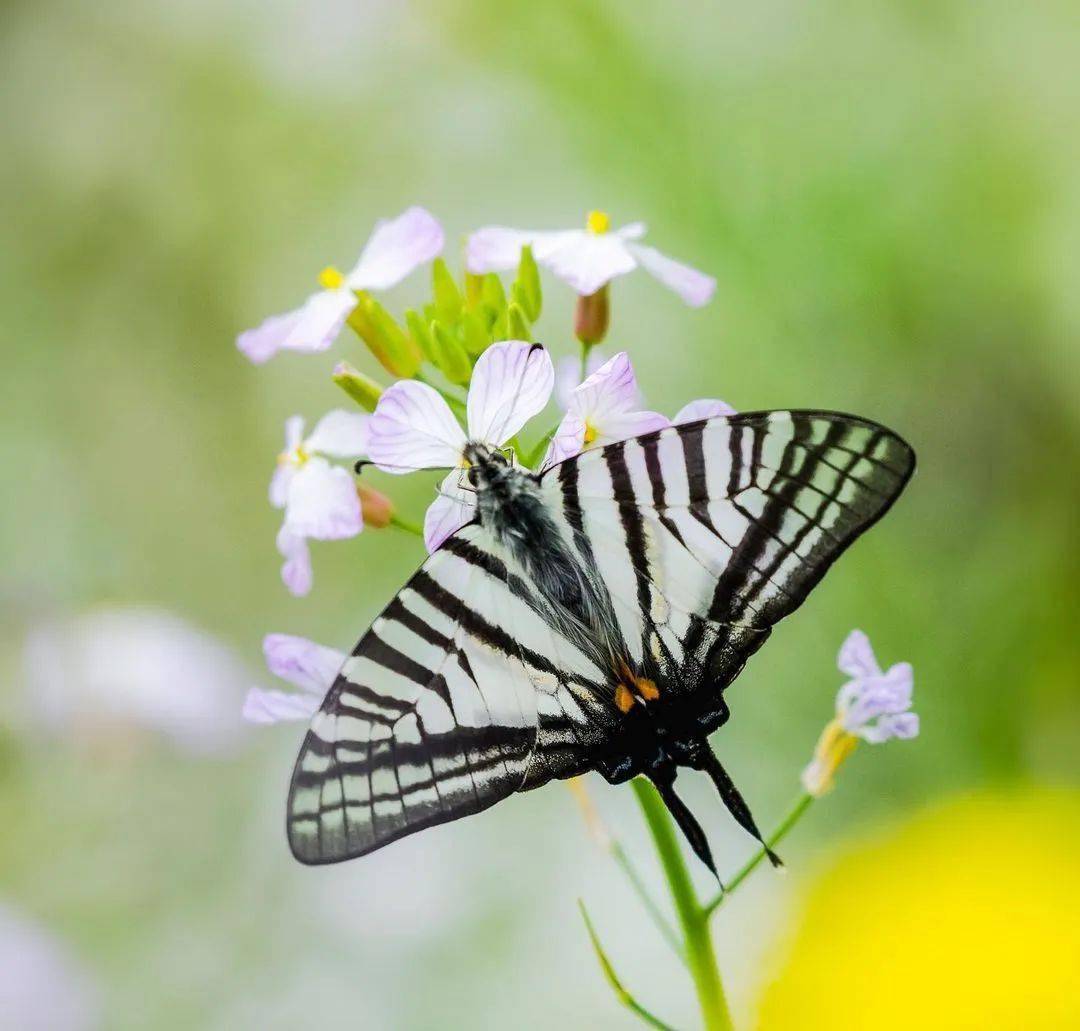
[430,321,472,385]
[579,901,675,1031]
[513,244,542,321]
[432,258,463,322]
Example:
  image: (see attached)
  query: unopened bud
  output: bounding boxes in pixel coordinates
[574,284,610,346]
[430,322,472,385]
[357,481,394,529]
[347,292,422,378]
[332,361,384,412]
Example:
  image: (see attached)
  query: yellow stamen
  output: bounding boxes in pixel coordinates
[318,265,346,290]
[278,445,309,468]
[586,210,610,235]
[583,421,599,445]
[802,718,859,797]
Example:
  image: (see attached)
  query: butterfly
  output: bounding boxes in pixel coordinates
[286,409,915,874]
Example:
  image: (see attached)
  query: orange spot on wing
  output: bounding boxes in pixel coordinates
[614,684,635,713]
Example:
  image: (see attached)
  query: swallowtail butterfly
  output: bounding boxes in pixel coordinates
[287,409,914,873]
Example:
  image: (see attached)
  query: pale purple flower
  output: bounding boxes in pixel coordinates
[367,341,555,551]
[554,349,606,410]
[673,398,737,423]
[243,634,346,724]
[801,629,917,796]
[238,207,443,363]
[834,629,918,744]
[544,351,669,467]
[466,210,715,305]
[271,410,369,596]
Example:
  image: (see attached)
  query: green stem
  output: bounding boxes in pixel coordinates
[704,794,813,918]
[389,512,424,537]
[579,339,590,382]
[632,779,734,1031]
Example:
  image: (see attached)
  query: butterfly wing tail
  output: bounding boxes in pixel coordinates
[695,745,782,868]
[648,767,721,883]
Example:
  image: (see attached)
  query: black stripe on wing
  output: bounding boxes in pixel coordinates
[544,409,914,697]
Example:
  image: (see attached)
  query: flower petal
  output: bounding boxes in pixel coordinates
[275,527,312,597]
[466,341,554,444]
[305,409,370,458]
[837,629,882,679]
[242,687,321,724]
[571,351,641,420]
[626,242,715,307]
[367,381,466,473]
[283,458,362,540]
[283,415,305,451]
[465,227,578,273]
[543,232,636,296]
[543,413,588,469]
[554,350,606,411]
[616,221,647,240]
[858,711,920,744]
[347,207,444,291]
[593,410,670,445]
[237,307,304,364]
[842,665,914,731]
[424,472,478,553]
[263,633,345,695]
[269,464,293,509]
[673,398,737,423]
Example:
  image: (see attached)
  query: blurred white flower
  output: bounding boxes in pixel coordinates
[553,349,606,410]
[801,630,917,796]
[544,351,668,467]
[672,398,736,423]
[367,341,555,551]
[243,634,345,724]
[466,210,715,305]
[0,904,101,1031]
[270,410,369,596]
[21,608,252,756]
[238,206,443,363]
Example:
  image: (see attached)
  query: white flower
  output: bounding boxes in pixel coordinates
[466,210,715,305]
[366,340,555,551]
[270,410,369,596]
[238,207,443,363]
[243,634,346,724]
[801,630,918,797]
[544,351,669,467]
[21,607,253,756]
[672,398,737,423]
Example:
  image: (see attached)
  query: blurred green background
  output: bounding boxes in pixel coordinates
[1,1,1077,1028]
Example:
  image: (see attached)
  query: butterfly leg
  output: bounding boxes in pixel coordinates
[696,746,782,868]
[648,766,721,883]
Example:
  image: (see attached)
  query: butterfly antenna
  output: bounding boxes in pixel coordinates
[698,746,782,868]
[649,768,721,883]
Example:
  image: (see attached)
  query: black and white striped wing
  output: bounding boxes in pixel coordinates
[543,410,915,699]
[286,524,618,865]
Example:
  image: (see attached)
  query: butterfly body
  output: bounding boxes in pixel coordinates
[288,411,914,872]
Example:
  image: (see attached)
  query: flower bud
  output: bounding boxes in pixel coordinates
[513,244,542,321]
[430,322,472,385]
[357,481,394,529]
[507,301,531,342]
[332,361,384,412]
[347,291,422,378]
[432,258,463,322]
[575,284,610,346]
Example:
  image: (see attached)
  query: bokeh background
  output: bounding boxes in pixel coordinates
[2,2,1078,1028]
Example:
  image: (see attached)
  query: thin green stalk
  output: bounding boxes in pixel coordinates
[579,339,590,382]
[704,794,813,917]
[389,512,424,537]
[632,779,734,1031]
[610,839,686,962]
